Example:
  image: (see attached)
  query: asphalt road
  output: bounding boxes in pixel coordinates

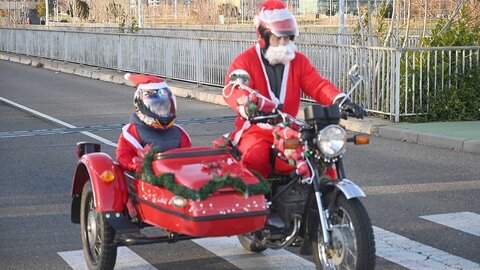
[0,60,479,270]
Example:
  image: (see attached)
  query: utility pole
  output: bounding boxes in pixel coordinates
[138,0,142,28]
[339,0,345,44]
[46,0,49,26]
[174,0,178,19]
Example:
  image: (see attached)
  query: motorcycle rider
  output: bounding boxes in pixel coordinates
[116,74,191,172]
[223,0,365,178]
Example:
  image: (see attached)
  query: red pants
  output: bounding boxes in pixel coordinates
[237,127,273,178]
[236,125,337,179]
[236,125,293,178]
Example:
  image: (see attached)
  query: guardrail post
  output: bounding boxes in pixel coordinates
[166,38,173,80]
[63,31,68,62]
[138,35,145,73]
[393,49,401,122]
[117,34,122,71]
[196,39,204,86]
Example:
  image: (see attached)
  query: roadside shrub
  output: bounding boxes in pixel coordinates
[399,7,480,122]
[427,66,480,121]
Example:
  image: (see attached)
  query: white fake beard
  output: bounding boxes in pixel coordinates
[264,42,297,65]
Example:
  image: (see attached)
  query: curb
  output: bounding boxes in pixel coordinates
[1,51,479,154]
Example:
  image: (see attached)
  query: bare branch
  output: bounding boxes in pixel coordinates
[437,0,468,36]
[402,0,411,47]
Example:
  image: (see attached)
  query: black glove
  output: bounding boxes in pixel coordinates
[335,98,366,119]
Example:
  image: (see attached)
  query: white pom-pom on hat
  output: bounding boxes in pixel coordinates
[124,73,131,81]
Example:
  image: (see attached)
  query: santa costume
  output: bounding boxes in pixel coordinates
[116,74,191,172]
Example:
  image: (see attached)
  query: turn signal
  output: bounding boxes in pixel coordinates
[354,134,370,145]
[100,170,115,183]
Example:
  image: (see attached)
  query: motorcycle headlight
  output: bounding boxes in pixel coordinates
[317,125,347,158]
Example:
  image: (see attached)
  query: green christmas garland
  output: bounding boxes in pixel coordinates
[141,148,270,201]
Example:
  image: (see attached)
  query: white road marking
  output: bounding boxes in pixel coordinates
[0,96,118,147]
[374,226,480,270]
[192,237,316,269]
[420,212,480,237]
[13,94,475,269]
[58,247,156,270]
[0,203,69,218]
[363,180,480,195]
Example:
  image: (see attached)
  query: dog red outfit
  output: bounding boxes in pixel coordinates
[117,120,191,172]
[116,73,192,172]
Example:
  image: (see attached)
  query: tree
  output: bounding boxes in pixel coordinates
[106,1,123,22]
[65,0,90,21]
[76,0,90,20]
[218,3,240,18]
[37,0,54,18]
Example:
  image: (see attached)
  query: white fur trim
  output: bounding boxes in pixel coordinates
[238,105,249,119]
[255,43,290,105]
[255,44,280,105]
[122,124,143,150]
[174,124,192,146]
[256,123,274,130]
[257,8,294,23]
[232,120,251,146]
[333,93,347,104]
[279,62,290,104]
[137,82,168,90]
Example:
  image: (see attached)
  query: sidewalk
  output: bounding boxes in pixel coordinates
[1,52,479,154]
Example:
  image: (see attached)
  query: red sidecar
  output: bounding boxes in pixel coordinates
[71,143,268,261]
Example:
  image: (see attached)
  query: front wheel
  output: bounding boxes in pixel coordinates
[311,193,375,270]
[80,180,117,270]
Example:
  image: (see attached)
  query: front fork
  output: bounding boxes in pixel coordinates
[312,158,346,246]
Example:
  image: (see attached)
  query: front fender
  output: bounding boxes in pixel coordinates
[71,153,128,223]
[333,179,366,199]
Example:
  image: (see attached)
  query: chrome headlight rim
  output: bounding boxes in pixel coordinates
[317,125,347,158]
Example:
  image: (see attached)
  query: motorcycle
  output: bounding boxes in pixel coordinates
[69,65,375,270]
[229,65,376,269]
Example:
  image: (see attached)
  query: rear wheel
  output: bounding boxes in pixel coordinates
[237,233,267,253]
[80,180,117,270]
[311,193,375,270]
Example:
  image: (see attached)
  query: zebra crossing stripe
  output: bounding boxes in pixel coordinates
[374,226,480,270]
[420,212,480,237]
[193,237,316,269]
[7,95,477,269]
[58,247,156,270]
[58,225,480,270]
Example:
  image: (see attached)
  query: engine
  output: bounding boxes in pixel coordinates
[271,183,308,231]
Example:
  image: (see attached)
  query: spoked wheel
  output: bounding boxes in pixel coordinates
[80,181,117,270]
[237,232,267,253]
[311,193,375,270]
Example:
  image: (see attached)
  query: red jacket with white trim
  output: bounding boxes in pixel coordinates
[116,123,191,172]
[224,44,344,132]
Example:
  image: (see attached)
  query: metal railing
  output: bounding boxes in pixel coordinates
[20,25,424,47]
[1,28,478,122]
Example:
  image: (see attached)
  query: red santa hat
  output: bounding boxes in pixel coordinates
[254,0,298,37]
[124,73,168,90]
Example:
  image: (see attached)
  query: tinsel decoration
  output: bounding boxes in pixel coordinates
[141,148,270,201]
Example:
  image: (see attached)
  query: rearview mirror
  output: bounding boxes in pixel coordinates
[229,69,251,85]
[348,64,359,77]
[348,64,362,84]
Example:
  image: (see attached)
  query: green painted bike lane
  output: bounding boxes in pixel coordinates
[394,121,480,141]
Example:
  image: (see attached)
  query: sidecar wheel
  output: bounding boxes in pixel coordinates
[311,193,375,270]
[80,180,117,270]
[237,233,267,253]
